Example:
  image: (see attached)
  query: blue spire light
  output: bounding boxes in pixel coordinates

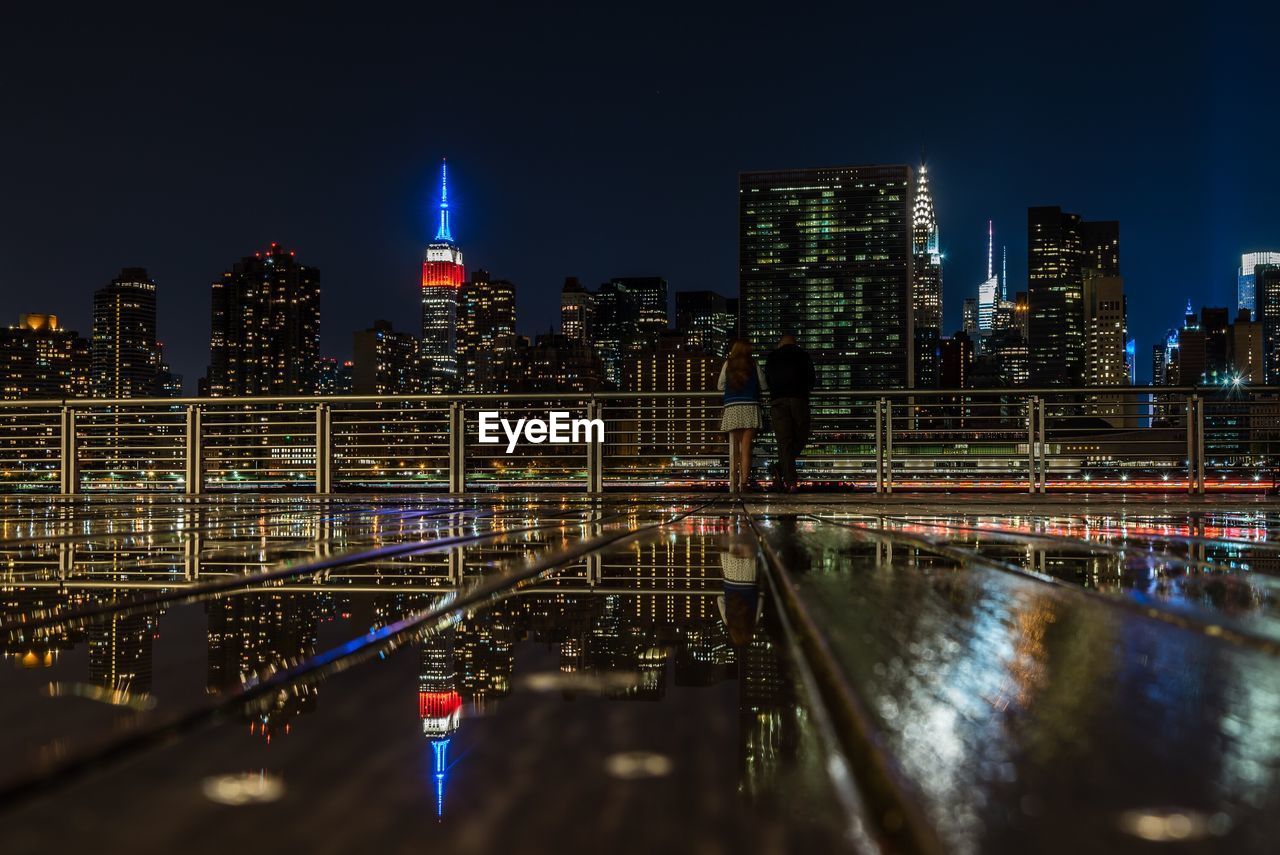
[435,158,453,242]
[430,738,450,818]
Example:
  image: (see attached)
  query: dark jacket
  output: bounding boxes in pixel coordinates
[764,344,815,400]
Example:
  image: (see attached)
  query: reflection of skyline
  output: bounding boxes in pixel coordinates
[4,526,801,822]
[88,612,155,695]
[206,592,327,739]
[419,627,461,819]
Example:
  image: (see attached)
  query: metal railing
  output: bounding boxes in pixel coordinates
[0,386,1277,494]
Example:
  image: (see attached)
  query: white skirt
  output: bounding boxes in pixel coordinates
[720,403,762,431]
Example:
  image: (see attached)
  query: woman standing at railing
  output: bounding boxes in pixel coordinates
[718,339,768,492]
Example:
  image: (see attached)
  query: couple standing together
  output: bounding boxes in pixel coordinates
[716,335,815,493]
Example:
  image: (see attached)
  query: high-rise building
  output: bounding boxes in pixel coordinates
[352,321,422,394]
[91,268,165,398]
[592,277,668,386]
[1199,307,1232,385]
[1083,274,1128,387]
[912,162,943,388]
[1083,274,1130,426]
[457,270,516,393]
[0,314,90,400]
[1014,291,1030,342]
[675,290,736,357]
[939,332,974,389]
[560,277,595,344]
[1231,309,1264,383]
[421,159,465,392]
[1256,264,1280,383]
[981,328,1030,387]
[488,333,604,393]
[976,220,999,336]
[962,298,978,337]
[203,243,321,396]
[623,332,721,462]
[1027,207,1118,385]
[1238,252,1280,315]
[317,357,353,395]
[621,277,669,346]
[740,165,914,390]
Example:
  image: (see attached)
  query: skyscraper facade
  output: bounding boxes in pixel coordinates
[204,243,321,396]
[592,277,668,387]
[675,290,736,357]
[352,321,422,394]
[1027,207,1118,385]
[976,220,998,337]
[1257,265,1280,383]
[912,163,943,388]
[740,165,914,389]
[91,268,164,398]
[421,159,464,392]
[1238,252,1280,316]
[0,314,90,400]
[1083,274,1128,387]
[560,277,594,344]
[457,270,517,393]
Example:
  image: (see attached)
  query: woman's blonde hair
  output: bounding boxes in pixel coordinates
[726,339,753,391]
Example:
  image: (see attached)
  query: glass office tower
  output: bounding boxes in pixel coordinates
[739,165,914,389]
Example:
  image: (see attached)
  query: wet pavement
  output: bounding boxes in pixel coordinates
[1,495,1279,853]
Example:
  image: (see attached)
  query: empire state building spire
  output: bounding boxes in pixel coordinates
[435,158,453,242]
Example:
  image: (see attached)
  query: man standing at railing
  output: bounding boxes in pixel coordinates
[764,334,815,493]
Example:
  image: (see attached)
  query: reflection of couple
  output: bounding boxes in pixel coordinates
[718,535,762,647]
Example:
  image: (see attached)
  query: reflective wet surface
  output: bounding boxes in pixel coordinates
[2,495,1280,853]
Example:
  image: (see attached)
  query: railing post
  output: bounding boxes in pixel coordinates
[586,399,603,494]
[1036,397,1046,493]
[59,405,77,495]
[449,402,465,493]
[884,399,894,493]
[874,399,884,494]
[185,404,202,495]
[1027,396,1037,494]
[314,403,331,495]
[1195,394,1206,496]
[1186,394,1196,495]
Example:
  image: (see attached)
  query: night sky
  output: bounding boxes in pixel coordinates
[2,3,1276,389]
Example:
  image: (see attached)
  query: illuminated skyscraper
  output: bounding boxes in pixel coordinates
[593,277,668,387]
[1027,207,1118,385]
[1238,252,1280,315]
[418,623,461,819]
[421,159,465,392]
[560,277,594,344]
[0,314,89,400]
[203,244,321,396]
[675,290,736,357]
[1083,274,1128,387]
[352,320,421,394]
[92,268,165,398]
[457,270,516,392]
[1257,265,1280,382]
[741,165,914,389]
[977,221,998,336]
[912,162,943,388]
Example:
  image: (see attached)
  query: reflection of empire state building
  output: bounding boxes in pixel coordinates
[421,158,465,392]
[419,631,462,818]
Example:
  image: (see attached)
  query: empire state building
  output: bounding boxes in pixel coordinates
[421,159,464,390]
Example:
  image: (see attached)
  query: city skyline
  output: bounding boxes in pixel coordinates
[5,153,1278,395]
[1,5,1276,389]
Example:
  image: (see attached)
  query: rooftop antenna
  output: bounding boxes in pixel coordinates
[987,220,994,281]
[434,158,453,242]
[1001,245,1008,301]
